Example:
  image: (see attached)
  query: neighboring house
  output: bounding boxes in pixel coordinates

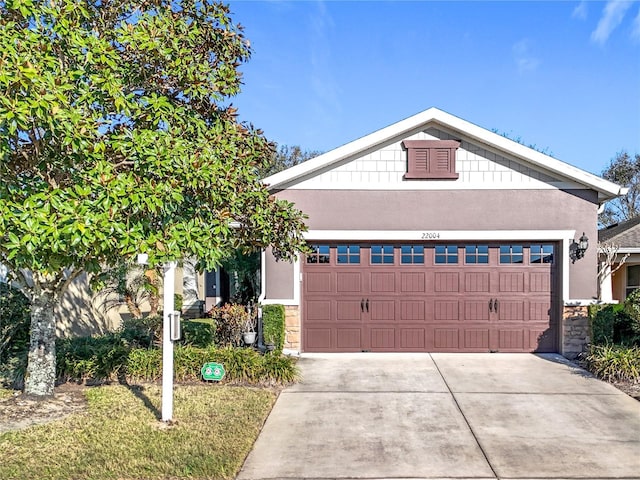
[598,216,640,302]
[259,107,624,358]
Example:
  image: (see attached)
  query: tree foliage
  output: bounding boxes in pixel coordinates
[600,151,640,226]
[0,0,308,395]
[259,144,322,178]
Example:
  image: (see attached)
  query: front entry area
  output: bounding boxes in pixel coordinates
[302,243,559,352]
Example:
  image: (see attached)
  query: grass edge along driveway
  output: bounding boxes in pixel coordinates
[0,384,276,480]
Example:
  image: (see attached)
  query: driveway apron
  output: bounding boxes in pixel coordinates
[237,353,640,480]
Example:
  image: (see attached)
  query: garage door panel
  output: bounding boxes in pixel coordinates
[433,328,459,349]
[530,301,551,321]
[497,301,525,322]
[305,328,332,350]
[369,328,395,349]
[337,272,363,293]
[370,272,395,292]
[434,272,460,292]
[400,328,425,349]
[498,329,525,350]
[306,272,332,293]
[434,300,459,321]
[464,329,490,349]
[499,272,525,292]
[336,328,361,349]
[531,328,556,352]
[305,301,332,321]
[464,300,490,321]
[370,300,395,321]
[400,300,425,321]
[465,272,491,292]
[336,300,363,321]
[530,272,551,292]
[401,272,425,292]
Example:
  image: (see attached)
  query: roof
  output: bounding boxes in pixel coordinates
[263,107,624,202]
[598,216,640,249]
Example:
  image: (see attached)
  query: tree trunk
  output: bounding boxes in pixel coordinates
[24,288,57,397]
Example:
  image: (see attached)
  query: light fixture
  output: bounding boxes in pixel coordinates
[575,232,589,260]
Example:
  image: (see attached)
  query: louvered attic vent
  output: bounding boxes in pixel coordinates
[402,140,460,180]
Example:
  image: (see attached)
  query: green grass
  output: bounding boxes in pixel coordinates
[0,384,277,480]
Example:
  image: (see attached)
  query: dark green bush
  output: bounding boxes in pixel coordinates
[0,284,30,366]
[56,334,129,382]
[181,318,215,347]
[262,304,285,352]
[589,302,640,346]
[119,315,162,348]
[583,344,640,382]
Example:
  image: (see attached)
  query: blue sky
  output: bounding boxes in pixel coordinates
[227,1,640,176]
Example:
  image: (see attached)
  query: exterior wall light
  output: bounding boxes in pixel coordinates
[574,232,589,260]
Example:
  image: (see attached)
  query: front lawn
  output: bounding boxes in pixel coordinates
[0,384,276,480]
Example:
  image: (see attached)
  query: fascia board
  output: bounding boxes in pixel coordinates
[263,107,624,200]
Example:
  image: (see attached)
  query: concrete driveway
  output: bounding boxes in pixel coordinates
[238,353,640,480]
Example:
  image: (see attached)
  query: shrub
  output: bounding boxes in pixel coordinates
[181,318,216,347]
[0,284,30,366]
[57,334,129,382]
[119,316,162,349]
[589,302,640,346]
[124,345,298,385]
[210,304,249,347]
[262,304,285,352]
[583,344,640,383]
[126,348,162,381]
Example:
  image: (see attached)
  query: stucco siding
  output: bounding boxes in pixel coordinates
[275,188,598,300]
[264,247,295,300]
[287,127,578,191]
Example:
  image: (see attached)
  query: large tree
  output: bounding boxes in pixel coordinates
[259,144,322,178]
[600,150,640,227]
[0,0,307,396]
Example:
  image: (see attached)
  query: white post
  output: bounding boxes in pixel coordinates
[599,262,613,302]
[162,261,177,422]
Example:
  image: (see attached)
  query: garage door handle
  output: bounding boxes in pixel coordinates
[494,299,499,313]
[361,299,365,312]
[366,299,369,312]
[489,299,493,312]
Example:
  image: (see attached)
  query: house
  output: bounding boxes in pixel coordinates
[598,216,640,302]
[258,107,624,358]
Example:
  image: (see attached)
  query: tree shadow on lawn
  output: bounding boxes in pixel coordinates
[117,372,161,420]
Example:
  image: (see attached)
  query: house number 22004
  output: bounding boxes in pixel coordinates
[421,232,440,239]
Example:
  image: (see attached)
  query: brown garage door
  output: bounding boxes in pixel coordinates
[302,243,558,352]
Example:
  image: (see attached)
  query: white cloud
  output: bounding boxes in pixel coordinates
[591,0,634,44]
[572,1,588,20]
[512,39,541,74]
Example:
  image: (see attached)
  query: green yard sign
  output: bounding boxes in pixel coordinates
[201,362,225,382]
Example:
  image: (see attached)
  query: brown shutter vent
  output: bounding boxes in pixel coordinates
[402,140,460,180]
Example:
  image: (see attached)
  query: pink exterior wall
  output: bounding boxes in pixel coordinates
[264,188,599,301]
[264,247,295,300]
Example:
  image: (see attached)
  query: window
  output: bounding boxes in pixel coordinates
[626,265,640,297]
[371,245,394,264]
[499,245,524,264]
[337,245,360,264]
[307,245,330,264]
[531,244,554,264]
[435,245,458,264]
[465,245,489,264]
[401,245,424,264]
[401,140,460,180]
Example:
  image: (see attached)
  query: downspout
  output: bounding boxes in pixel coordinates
[256,250,267,352]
